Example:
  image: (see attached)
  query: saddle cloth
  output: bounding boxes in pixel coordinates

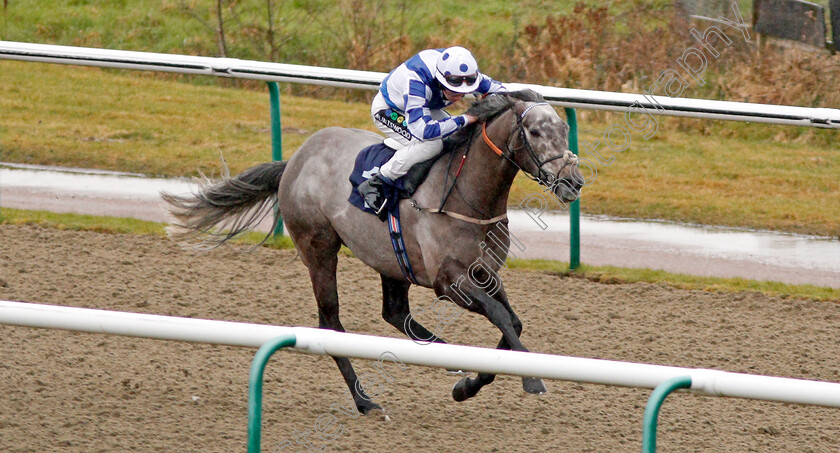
[348,142,407,217]
[348,142,420,283]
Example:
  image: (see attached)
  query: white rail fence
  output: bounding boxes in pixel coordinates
[2,300,840,408]
[3,299,840,452]
[2,40,840,127]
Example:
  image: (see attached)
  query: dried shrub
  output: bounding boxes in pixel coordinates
[495,1,838,112]
[510,2,692,92]
[188,0,839,113]
[721,47,840,107]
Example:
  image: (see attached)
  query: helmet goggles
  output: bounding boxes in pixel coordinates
[442,73,478,87]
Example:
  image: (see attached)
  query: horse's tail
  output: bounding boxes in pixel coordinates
[161,161,287,249]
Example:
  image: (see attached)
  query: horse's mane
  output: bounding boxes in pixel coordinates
[446,89,544,150]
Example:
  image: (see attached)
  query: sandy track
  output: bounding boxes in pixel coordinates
[1,224,839,452]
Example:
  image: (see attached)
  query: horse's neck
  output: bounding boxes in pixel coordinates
[431,114,519,217]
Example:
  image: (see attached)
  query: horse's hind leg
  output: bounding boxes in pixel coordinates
[380,275,446,344]
[296,228,381,414]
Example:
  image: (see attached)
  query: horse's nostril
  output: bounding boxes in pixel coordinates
[552,177,580,195]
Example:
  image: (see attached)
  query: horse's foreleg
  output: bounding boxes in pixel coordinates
[380,275,446,344]
[434,259,527,350]
[434,259,546,401]
[484,286,547,396]
[302,236,381,415]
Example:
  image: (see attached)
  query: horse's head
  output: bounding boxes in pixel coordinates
[462,90,584,204]
[506,98,583,203]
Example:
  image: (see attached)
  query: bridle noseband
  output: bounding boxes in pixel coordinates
[481,101,575,186]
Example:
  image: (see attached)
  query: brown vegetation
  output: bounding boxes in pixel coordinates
[340,2,840,109]
[500,3,840,108]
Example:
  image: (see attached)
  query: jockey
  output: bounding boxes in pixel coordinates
[358,46,507,216]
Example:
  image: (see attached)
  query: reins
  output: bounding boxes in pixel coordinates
[481,122,506,157]
[437,131,475,213]
[426,129,505,225]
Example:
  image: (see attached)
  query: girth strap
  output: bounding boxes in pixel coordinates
[387,212,419,285]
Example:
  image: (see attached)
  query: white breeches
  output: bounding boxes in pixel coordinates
[370,92,446,180]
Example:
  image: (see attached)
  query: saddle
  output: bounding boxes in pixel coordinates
[347,140,445,216]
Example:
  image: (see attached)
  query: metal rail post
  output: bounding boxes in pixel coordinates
[267,81,284,236]
[247,334,297,453]
[564,107,580,270]
[642,375,693,453]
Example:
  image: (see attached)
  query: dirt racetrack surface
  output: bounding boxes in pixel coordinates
[2,224,840,452]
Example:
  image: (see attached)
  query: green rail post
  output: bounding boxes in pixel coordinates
[564,107,580,270]
[248,334,297,453]
[267,81,284,236]
[642,375,692,453]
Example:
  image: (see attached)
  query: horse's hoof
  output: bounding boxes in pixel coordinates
[357,399,382,415]
[364,407,390,422]
[452,377,473,402]
[522,377,547,395]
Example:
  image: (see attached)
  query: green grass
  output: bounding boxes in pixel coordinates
[0,207,168,235]
[570,114,840,236]
[0,207,296,249]
[507,259,840,303]
[0,60,373,177]
[3,207,837,302]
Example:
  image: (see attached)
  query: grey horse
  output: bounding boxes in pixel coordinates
[162,90,583,414]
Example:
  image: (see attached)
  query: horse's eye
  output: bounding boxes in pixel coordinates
[529,129,541,137]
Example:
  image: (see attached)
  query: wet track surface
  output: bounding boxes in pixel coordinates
[2,162,839,288]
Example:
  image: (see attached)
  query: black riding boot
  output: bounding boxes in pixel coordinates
[357,174,390,221]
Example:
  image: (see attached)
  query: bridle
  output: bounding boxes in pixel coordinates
[481,101,576,187]
[416,100,577,225]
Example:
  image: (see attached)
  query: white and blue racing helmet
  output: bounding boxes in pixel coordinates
[435,46,481,93]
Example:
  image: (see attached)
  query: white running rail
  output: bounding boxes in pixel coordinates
[2,300,840,409]
[2,40,839,128]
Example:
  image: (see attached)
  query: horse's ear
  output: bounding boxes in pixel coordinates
[508,98,529,119]
[505,89,544,105]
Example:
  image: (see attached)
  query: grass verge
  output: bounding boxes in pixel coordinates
[0,207,295,249]
[3,208,837,303]
[508,259,840,303]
